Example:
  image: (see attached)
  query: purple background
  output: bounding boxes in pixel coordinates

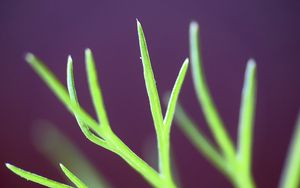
[1,0,300,187]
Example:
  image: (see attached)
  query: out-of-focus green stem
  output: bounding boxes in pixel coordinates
[185,21,257,188]
[189,21,236,163]
[34,122,111,188]
[279,114,300,188]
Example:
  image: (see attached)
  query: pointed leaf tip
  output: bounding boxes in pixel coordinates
[85,48,94,67]
[246,59,257,77]
[85,48,92,56]
[25,53,35,64]
[183,58,189,65]
[136,19,141,27]
[190,21,199,32]
[5,163,12,169]
[247,59,256,68]
[67,55,73,63]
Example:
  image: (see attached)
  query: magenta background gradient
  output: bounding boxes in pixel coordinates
[0,0,300,187]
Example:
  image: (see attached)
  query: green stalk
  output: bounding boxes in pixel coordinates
[235,60,257,188]
[85,49,112,133]
[232,172,256,188]
[279,114,300,188]
[106,133,164,188]
[186,21,257,188]
[137,20,188,188]
[189,21,236,162]
[160,60,189,188]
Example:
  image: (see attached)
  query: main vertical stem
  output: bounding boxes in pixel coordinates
[231,167,256,188]
[233,175,255,188]
[158,130,176,188]
[107,133,163,188]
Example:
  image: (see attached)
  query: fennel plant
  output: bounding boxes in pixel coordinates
[6,20,300,188]
[6,20,188,188]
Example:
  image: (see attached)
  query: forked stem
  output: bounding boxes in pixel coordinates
[105,133,164,188]
[186,21,257,188]
[137,20,188,188]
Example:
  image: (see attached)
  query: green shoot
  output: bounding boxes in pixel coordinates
[189,21,236,162]
[5,163,72,188]
[67,56,112,151]
[164,59,189,132]
[60,164,88,188]
[85,49,111,131]
[137,20,164,134]
[7,20,188,188]
[279,114,300,188]
[174,21,257,188]
[137,20,188,188]
[237,60,256,174]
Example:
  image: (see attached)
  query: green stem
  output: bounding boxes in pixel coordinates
[106,133,164,188]
[158,130,176,188]
[232,172,256,188]
[229,161,256,188]
[189,22,236,163]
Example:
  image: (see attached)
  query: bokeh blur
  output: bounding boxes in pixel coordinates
[0,0,299,187]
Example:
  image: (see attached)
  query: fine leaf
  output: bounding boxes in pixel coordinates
[67,56,90,132]
[237,59,257,173]
[137,20,177,187]
[85,49,110,130]
[60,164,88,188]
[67,56,112,150]
[137,20,164,132]
[6,163,72,188]
[279,114,300,188]
[25,53,103,136]
[189,22,235,160]
[164,59,189,132]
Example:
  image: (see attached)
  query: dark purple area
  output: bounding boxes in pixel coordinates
[1,0,300,187]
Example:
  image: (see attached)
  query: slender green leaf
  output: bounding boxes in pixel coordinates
[85,49,111,131]
[137,20,164,132]
[237,59,257,173]
[172,102,229,176]
[60,164,88,188]
[279,114,300,188]
[137,20,176,187]
[6,163,72,188]
[189,22,235,160]
[67,56,112,150]
[164,59,189,131]
[25,53,103,136]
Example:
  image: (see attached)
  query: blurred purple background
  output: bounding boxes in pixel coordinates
[1,0,300,187]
